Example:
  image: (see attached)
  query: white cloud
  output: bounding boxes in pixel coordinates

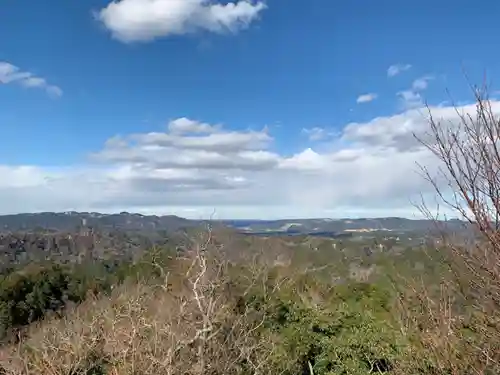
[134,129,271,152]
[356,93,378,104]
[0,62,31,83]
[387,63,412,77]
[412,75,434,91]
[397,75,434,109]
[46,85,63,98]
[301,127,336,142]
[397,90,423,109]
[168,117,220,134]
[0,61,63,97]
[1,101,494,219]
[97,0,267,43]
[19,76,47,88]
[91,118,277,175]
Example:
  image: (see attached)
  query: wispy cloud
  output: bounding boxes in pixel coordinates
[397,90,423,109]
[412,75,434,91]
[398,74,434,109]
[97,0,267,43]
[356,93,378,104]
[302,127,335,141]
[387,64,412,77]
[0,61,62,97]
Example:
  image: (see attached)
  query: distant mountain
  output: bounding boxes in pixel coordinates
[0,212,468,236]
[0,212,197,232]
[217,217,468,235]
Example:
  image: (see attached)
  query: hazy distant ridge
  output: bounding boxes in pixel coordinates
[0,212,466,234]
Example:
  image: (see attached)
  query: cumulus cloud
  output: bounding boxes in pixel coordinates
[3,101,496,218]
[356,93,378,104]
[387,63,412,77]
[0,61,63,97]
[92,119,278,174]
[97,0,267,43]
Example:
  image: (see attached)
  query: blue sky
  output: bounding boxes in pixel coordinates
[0,0,499,218]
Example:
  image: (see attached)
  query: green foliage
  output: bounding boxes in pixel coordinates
[0,262,117,340]
[115,245,176,283]
[0,264,75,338]
[234,270,409,375]
[0,244,179,341]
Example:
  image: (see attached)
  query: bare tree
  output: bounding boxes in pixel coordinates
[1,226,276,375]
[408,83,500,374]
